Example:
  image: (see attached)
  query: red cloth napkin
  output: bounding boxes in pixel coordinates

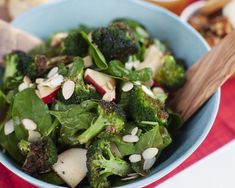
[1,76,235,188]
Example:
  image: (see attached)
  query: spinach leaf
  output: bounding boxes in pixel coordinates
[99,132,136,157]
[135,124,171,153]
[80,31,108,70]
[107,60,152,82]
[167,109,183,132]
[38,171,65,185]
[50,102,97,145]
[12,88,52,136]
[0,90,7,121]
[0,123,24,163]
[13,117,28,141]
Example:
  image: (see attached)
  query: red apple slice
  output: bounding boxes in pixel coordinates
[84,69,116,95]
[37,85,60,104]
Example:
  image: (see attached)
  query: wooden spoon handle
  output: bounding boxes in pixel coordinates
[0,19,42,63]
[169,30,235,122]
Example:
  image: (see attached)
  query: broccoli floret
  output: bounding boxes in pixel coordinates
[128,85,169,126]
[18,139,30,155]
[61,26,91,57]
[87,139,131,188]
[92,23,140,62]
[3,51,35,90]
[111,18,149,43]
[3,51,36,81]
[155,55,186,91]
[57,57,100,104]
[110,18,150,61]
[21,137,57,175]
[78,100,126,144]
[30,42,61,58]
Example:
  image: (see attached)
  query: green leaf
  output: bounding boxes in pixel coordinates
[167,109,183,132]
[38,171,65,185]
[49,102,97,145]
[107,60,152,82]
[80,31,108,70]
[0,123,24,163]
[13,117,28,141]
[12,88,52,136]
[0,90,7,121]
[135,124,171,153]
[49,106,94,131]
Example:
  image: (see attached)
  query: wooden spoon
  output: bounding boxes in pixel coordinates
[169,30,235,122]
[0,19,42,62]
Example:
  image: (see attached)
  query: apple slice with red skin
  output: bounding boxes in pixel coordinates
[37,85,60,104]
[84,69,116,96]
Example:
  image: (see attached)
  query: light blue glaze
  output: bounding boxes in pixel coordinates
[0,0,220,187]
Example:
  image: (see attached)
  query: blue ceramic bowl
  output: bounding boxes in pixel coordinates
[0,0,220,187]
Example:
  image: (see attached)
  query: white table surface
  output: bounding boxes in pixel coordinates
[158,140,235,188]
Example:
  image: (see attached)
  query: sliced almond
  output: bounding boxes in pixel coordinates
[142,148,159,160]
[121,175,139,181]
[83,56,93,68]
[49,74,64,88]
[143,157,156,170]
[131,127,138,136]
[28,130,41,142]
[18,82,29,92]
[122,135,139,143]
[142,85,156,99]
[134,81,141,86]
[122,82,134,92]
[129,154,141,163]
[47,66,59,78]
[4,119,14,135]
[23,76,32,85]
[62,80,75,100]
[22,119,37,130]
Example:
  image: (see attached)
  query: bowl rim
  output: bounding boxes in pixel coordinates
[180,1,205,21]
[0,0,221,187]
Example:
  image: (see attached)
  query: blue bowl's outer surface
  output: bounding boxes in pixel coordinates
[0,0,220,187]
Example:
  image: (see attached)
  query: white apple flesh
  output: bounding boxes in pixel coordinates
[135,44,164,77]
[53,148,88,188]
[37,85,60,104]
[84,69,116,98]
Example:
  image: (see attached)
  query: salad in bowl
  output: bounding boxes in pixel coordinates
[0,18,186,188]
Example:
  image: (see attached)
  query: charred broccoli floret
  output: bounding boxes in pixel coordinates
[92,23,140,62]
[155,55,186,91]
[61,26,91,57]
[21,138,57,175]
[111,18,149,44]
[77,100,126,144]
[3,51,35,90]
[57,57,100,104]
[110,18,150,61]
[87,139,131,188]
[128,85,169,126]
[3,51,34,81]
